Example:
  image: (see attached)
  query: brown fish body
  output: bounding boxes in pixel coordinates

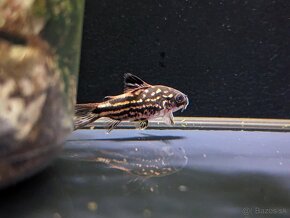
[74,74,189,131]
[96,85,175,121]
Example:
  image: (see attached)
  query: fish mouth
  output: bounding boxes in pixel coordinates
[181,96,189,112]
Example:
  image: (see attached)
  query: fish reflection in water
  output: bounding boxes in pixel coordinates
[93,144,188,178]
[64,141,188,179]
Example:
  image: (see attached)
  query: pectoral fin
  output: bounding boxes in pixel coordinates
[135,120,149,130]
[163,112,174,126]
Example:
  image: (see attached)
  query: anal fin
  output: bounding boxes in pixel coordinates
[104,96,114,100]
[106,119,121,133]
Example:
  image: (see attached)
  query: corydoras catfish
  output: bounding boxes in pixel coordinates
[74,73,189,132]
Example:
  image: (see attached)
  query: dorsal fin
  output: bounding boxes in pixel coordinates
[124,73,151,92]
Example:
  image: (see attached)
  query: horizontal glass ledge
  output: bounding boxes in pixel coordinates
[83,117,290,132]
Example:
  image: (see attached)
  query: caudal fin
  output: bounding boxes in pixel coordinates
[74,103,99,130]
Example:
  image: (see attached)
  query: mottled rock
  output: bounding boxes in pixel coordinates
[0,0,84,188]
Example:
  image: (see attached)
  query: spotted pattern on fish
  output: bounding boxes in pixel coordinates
[74,73,189,131]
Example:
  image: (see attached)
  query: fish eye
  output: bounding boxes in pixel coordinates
[175,94,184,103]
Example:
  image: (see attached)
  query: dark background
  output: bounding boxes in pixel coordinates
[78,0,290,118]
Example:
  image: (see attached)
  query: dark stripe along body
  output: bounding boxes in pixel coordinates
[94,86,173,121]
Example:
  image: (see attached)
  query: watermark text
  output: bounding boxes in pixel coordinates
[242,207,287,216]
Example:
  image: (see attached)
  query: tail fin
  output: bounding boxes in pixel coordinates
[74,103,99,130]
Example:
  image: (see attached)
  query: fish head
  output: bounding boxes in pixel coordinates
[172,90,189,113]
[155,86,189,113]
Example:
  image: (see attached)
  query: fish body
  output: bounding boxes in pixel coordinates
[74,73,189,131]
